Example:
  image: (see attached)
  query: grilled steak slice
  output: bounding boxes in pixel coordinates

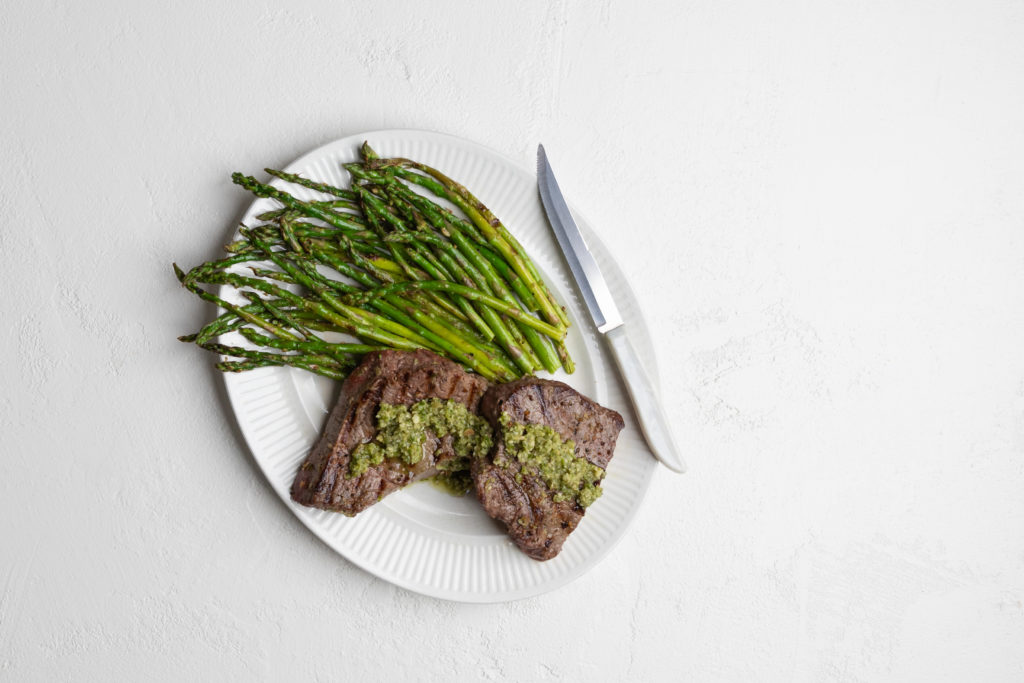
[291,349,490,516]
[472,378,625,560]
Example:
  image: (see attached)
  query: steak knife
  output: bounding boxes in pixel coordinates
[537,145,686,473]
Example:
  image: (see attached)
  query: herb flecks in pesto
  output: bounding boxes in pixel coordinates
[496,413,605,508]
[348,399,493,479]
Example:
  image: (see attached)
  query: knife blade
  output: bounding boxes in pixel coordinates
[537,145,686,473]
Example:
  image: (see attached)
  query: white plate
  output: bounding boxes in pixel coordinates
[222,130,658,602]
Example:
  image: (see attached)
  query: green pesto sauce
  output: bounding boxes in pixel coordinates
[496,413,605,508]
[428,469,474,497]
[348,399,493,479]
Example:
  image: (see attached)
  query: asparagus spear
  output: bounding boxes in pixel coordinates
[347,280,566,340]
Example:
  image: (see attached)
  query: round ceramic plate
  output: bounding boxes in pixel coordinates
[221,130,658,602]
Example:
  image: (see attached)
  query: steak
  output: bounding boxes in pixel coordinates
[472,378,625,560]
[291,349,490,516]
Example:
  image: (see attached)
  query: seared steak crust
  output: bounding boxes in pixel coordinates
[472,378,625,560]
[290,349,490,515]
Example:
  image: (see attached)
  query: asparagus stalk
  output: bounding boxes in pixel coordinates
[201,342,348,380]
[263,168,358,201]
[347,280,566,340]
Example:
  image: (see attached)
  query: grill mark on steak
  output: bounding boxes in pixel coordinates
[472,378,625,561]
[290,349,490,516]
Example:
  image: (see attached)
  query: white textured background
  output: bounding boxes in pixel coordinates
[2,1,1023,680]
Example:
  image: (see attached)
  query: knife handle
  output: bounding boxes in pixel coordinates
[604,326,687,473]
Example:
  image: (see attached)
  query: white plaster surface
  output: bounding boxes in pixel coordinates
[2,1,1024,680]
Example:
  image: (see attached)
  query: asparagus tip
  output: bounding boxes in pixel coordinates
[360,141,379,161]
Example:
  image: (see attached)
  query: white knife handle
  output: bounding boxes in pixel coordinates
[604,326,687,473]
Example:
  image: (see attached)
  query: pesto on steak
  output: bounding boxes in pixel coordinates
[348,399,493,479]
[494,413,606,508]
